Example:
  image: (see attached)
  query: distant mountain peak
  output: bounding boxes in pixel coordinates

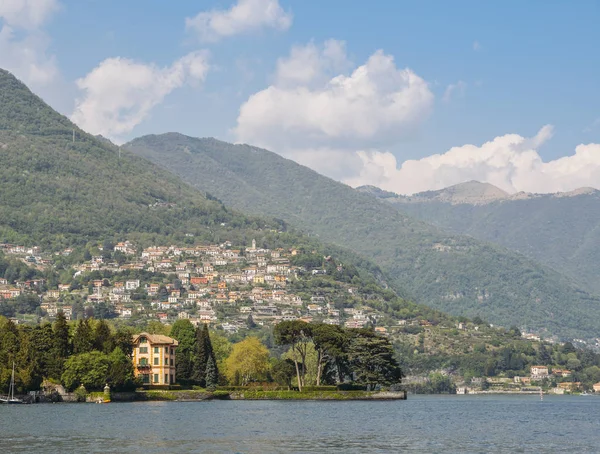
[385,180,510,205]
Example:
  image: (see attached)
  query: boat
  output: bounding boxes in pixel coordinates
[0,362,24,404]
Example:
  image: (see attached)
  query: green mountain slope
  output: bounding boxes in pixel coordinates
[361,182,600,295]
[0,69,393,290]
[125,133,600,339]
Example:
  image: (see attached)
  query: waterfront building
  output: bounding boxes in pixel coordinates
[132,333,178,386]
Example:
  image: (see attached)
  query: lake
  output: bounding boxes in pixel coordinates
[0,395,598,453]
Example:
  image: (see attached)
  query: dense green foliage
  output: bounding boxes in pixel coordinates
[0,69,300,251]
[380,189,600,294]
[274,321,402,389]
[127,133,600,339]
[0,314,136,393]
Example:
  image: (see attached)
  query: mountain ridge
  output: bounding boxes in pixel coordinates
[357,180,600,206]
[126,132,600,339]
[0,68,398,295]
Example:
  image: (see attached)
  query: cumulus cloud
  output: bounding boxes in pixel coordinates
[235,41,434,161]
[0,0,60,87]
[186,0,292,42]
[275,39,351,88]
[71,51,210,141]
[344,125,600,194]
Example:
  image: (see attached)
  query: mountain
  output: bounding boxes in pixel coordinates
[391,181,510,205]
[125,133,600,339]
[361,181,600,294]
[0,69,394,291]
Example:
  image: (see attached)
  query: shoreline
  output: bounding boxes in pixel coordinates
[21,389,408,403]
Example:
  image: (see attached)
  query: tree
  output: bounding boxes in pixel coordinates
[106,348,136,391]
[192,324,217,386]
[246,313,256,329]
[109,328,134,357]
[272,358,296,389]
[311,323,348,385]
[205,356,218,391]
[348,330,402,387]
[224,337,270,385]
[169,319,196,384]
[62,351,110,391]
[145,320,170,335]
[274,321,312,391]
[93,319,112,353]
[72,319,94,354]
[53,312,70,358]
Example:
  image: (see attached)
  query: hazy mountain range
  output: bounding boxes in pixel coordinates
[359,181,600,295]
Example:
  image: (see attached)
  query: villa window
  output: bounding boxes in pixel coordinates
[154,347,159,354]
[139,337,147,344]
[165,347,169,354]
[154,374,159,383]
[139,347,148,354]
[142,374,149,384]
[165,374,169,384]
[154,357,159,365]
[140,358,148,366]
[164,358,168,365]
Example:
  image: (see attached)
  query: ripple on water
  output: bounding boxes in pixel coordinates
[0,395,598,453]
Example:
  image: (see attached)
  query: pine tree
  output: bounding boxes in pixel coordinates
[205,356,217,391]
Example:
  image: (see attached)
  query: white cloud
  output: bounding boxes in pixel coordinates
[0,0,59,29]
[71,51,210,141]
[0,0,59,87]
[235,42,434,159]
[443,80,466,103]
[344,125,600,194]
[473,40,482,51]
[275,39,351,88]
[186,0,292,42]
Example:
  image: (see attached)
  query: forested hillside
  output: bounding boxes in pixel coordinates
[0,69,396,294]
[363,183,600,295]
[126,134,600,340]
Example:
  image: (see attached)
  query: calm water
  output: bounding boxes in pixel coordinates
[0,395,598,453]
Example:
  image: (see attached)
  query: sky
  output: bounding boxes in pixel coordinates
[2,0,600,195]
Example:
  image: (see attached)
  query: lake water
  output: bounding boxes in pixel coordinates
[0,395,598,453]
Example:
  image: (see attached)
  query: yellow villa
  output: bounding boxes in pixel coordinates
[132,333,178,386]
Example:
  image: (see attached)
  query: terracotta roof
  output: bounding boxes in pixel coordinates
[132,332,179,346]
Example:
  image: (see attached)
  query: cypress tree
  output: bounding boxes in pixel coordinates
[192,324,217,387]
[53,312,70,358]
[192,325,208,386]
[72,319,94,354]
[93,319,112,353]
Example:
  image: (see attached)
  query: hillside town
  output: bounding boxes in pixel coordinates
[0,239,389,333]
[3,239,600,395]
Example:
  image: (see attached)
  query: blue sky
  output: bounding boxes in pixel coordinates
[2,0,600,194]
